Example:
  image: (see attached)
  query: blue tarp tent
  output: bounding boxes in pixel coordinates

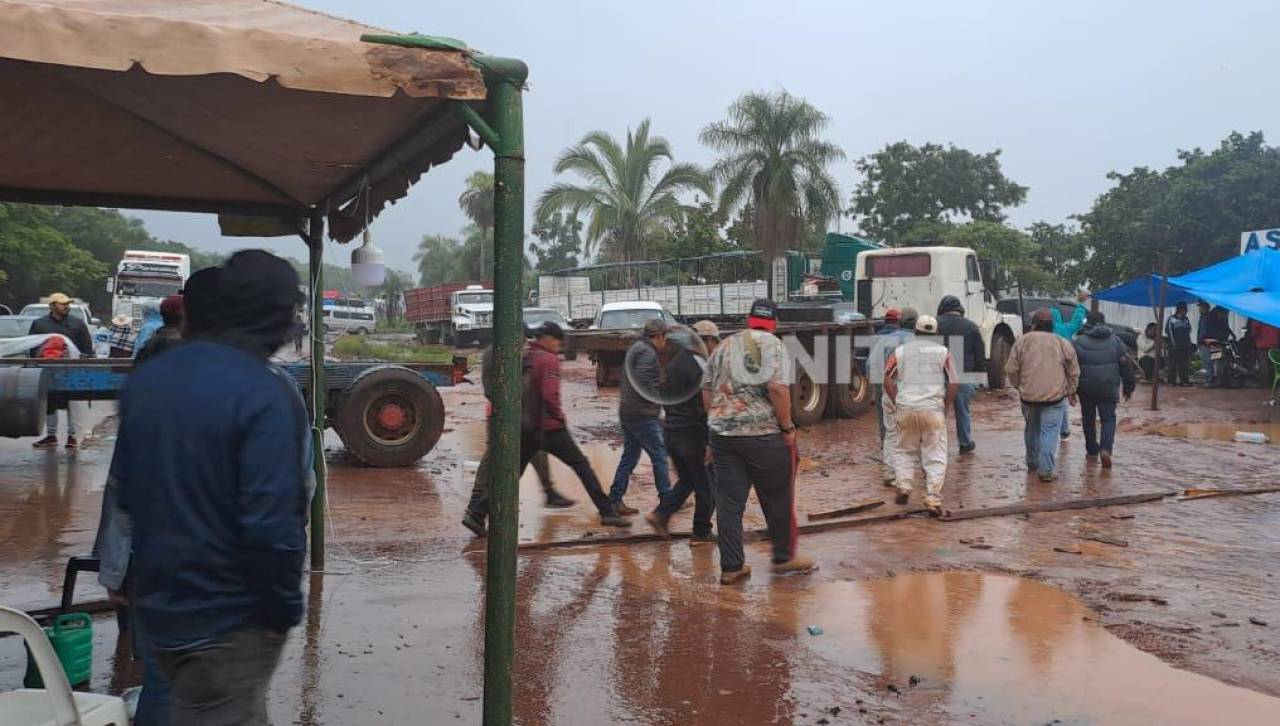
[1093,249,1280,328]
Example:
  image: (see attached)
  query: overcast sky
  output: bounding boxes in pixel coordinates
[135,0,1280,279]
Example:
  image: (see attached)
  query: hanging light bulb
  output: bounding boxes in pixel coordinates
[351,227,386,288]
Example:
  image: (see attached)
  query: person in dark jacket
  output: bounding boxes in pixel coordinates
[1165,302,1194,386]
[1073,312,1137,467]
[1201,305,1235,386]
[29,292,94,449]
[114,250,307,725]
[646,320,720,543]
[464,323,629,535]
[609,318,673,515]
[936,295,984,454]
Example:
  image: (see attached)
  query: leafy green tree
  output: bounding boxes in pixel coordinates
[529,212,583,273]
[1078,131,1280,287]
[700,91,845,262]
[851,142,1028,246]
[414,233,465,287]
[655,201,734,260]
[0,203,109,311]
[1027,222,1087,294]
[536,118,712,263]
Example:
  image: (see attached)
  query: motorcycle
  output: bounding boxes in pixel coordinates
[1204,338,1257,388]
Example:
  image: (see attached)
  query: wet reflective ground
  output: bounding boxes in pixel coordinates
[2,364,1279,724]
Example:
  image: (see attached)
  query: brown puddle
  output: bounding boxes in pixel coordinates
[795,572,1280,725]
[1157,421,1280,444]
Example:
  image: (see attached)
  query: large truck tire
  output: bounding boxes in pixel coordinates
[563,336,578,361]
[594,353,622,388]
[334,366,445,467]
[987,330,1013,389]
[827,359,871,418]
[0,367,51,438]
[790,366,828,427]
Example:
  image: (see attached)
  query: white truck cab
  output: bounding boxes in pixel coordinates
[451,285,494,345]
[855,246,1022,387]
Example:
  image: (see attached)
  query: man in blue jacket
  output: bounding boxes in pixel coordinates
[1072,312,1137,467]
[115,250,307,725]
[1051,291,1089,440]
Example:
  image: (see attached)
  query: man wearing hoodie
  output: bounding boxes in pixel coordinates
[936,295,984,454]
[1006,308,1080,482]
[113,250,308,724]
[1073,312,1137,467]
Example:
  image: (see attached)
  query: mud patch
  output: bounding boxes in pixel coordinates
[795,571,1280,724]
[1157,421,1280,444]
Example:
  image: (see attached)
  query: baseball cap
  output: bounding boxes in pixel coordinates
[692,320,720,338]
[111,314,131,327]
[884,308,901,322]
[1032,307,1054,324]
[48,293,72,304]
[746,298,778,332]
[915,315,939,334]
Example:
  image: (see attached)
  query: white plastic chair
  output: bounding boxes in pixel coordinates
[0,605,129,726]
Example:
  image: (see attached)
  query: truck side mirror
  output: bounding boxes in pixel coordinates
[979,259,1001,291]
[105,278,114,294]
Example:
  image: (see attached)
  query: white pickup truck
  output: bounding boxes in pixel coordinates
[855,246,1023,387]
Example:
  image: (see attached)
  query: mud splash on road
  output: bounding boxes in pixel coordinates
[795,572,1280,724]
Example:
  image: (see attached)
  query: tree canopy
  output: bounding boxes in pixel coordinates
[537,119,712,263]
[851,141,1028,246]
[1077,131,1280,287]
[701,91,844,261]
[529,212,583,273]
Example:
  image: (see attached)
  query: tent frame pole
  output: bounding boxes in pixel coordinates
[464,56,528,726]
[306,211,327,569]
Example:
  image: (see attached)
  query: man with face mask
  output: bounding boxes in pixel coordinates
[113,250,308,725]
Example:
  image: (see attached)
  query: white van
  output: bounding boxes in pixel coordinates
[321,297,377,335]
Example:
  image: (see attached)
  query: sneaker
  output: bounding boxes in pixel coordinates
[958,443,976,454]
[544,490,575,509]
[690,532,717,546]
[1086,453,1098,461]
[65,437,78,451]
[922,495,944,516]
[771,555,817,576]
[32,435,58,449]
[644,511,671,539]
[461,511,487,538]
[1026,460,1037,471]
[614,502,639,516]
[1037,470,1057,482]
[720,565,752,585]
[599,514,633,528]
[1100,450,1113,468]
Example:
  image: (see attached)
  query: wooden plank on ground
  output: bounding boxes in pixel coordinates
[1176,486,1280,501]
[806,499,885,521]
[938,492,1169,522]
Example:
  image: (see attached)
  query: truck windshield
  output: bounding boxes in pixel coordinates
[600,309,664,329]
[457,293,494,305]
[866,254,931,278]
[118,278,182,298]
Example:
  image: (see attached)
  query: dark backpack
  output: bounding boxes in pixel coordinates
[482,344,544,449]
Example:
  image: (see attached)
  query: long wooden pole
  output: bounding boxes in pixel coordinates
[307,212,326,569]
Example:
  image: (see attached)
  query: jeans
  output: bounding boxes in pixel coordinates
[609,418,671,506]
[130,591,171,726]
[45,408,77,437]
[1199,346,1214,385]
[1022,399,1068,475]
[953,383,976,449]
[655,427,714,536]
[1059,403,1071,439]
[711,433,797,572]
[1079,395,1117,455]
[154,629,286,726]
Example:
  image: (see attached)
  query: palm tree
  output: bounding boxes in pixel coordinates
[700,91,845,262]
[414,233,463,287]
[458,171,495,277]
[536,119,712,263]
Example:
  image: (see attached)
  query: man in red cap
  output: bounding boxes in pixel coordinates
[703,298,814,585]
[135,294,186,363]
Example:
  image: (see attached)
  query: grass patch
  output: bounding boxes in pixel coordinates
[332,335,454,364]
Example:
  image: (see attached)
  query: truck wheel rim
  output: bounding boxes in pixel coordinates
[364,393,419,445]
[797,372,820,410]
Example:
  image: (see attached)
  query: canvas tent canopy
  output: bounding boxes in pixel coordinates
[0,0,488,241]
[1093,248,1280,329]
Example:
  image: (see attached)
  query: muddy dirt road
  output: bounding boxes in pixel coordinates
[2,361,1278,724]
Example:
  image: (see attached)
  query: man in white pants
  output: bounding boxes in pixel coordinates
[875,307,917,485]
[884,315,958,516]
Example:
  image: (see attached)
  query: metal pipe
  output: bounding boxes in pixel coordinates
[307,212,327,570]
[477,55,528,726]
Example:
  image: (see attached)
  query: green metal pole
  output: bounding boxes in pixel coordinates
[472,56,527,726]
[307,212,327,571]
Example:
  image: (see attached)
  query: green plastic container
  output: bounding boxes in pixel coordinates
[23,612,93,688]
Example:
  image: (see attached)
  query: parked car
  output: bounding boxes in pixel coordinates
[589,301,676,330]
[524,307,575,359]
[0,315,39,339]
[996,297,1138,351]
